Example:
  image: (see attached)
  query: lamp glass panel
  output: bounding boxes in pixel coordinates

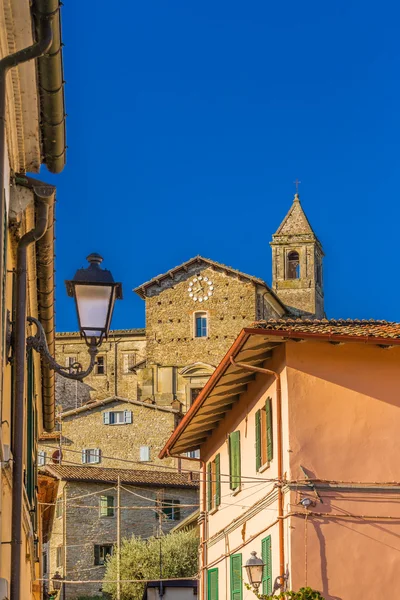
[246,564,264,586]
[74,284,112,337]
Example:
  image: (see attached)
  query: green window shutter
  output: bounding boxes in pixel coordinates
[230,553,242,600]
[229,431,241,490]
[208,568,219,600]
[103,412,110,425]
[255,409,261,471]
[266,397,273,462]
[207,462,212,510]
[26,349,35,508]
[94,545,100,566]
[215,454,221,506]
[262,535,272,595]
[173,500,181,520]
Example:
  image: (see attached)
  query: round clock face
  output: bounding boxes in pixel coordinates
[187,276,214,303]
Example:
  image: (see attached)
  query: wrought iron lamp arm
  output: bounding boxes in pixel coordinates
[26,317,99,380]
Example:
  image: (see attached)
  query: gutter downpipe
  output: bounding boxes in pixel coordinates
[166,452,207,599]
[229,356,286,591]
[12,195,51,600]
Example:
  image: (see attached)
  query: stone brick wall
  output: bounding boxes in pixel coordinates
[145,265,257,367]
[55,481,198,598]
[39,400,182,472]
[55,331,146,410]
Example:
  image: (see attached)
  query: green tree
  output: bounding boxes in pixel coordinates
[103,528,199,600]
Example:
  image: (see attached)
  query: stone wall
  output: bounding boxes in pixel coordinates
[55,331,146,410]
[39,400,182,472]
[58,481,198,598]
[145,265,257,367]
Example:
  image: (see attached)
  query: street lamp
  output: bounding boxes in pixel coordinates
[27,253,122,380]
[244,551,265,591]
[51,571,63,591]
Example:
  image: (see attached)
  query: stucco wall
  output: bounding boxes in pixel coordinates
[285,340,400,599]
[199,347,288,600]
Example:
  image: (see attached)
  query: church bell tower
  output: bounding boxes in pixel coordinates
[270,193,324,318]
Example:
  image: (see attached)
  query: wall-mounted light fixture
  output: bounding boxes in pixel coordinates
[27,253,122,380]
[244,551,265,591]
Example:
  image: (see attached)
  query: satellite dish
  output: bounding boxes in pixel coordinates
[51,449,62,464]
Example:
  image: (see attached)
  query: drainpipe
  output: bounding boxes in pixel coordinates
[11,193,51,600]
[229,356,285,591]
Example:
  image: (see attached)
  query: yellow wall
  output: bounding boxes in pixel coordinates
[1,203,49,600]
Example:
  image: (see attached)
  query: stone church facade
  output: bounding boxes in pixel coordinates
[54,193,324,415]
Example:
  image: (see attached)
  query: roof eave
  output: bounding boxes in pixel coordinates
[33,0,66,173]
[159,326,400,458]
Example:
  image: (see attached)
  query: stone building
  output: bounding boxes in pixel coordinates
[38,397,182,472]
[53,191,324,415]
[42,465,199,599]
[38,193,324,597]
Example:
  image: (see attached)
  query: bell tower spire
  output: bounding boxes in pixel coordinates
[270,192,324,318]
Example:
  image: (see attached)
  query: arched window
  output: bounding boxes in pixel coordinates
[194,311,208,338]
[287,251,300,279]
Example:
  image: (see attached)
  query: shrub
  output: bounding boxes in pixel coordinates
[103,528,199,600]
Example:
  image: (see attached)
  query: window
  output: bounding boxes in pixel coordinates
[82,449,101,464]
[207,454,221,511]
[56,497,63,519]
[38,450,46,467]
[140,446,151,462]
[159,499,180,521]
[286,251,300,279]
[94,544,113,566]
[195,312,208,338]
[100,495,115,517]
[229,431,241,491]
[230,554,242,600]
[65,355,77,372]
[187,449,200,459]
[261,536,272,595]
[56,545,63,567]
[190,387,203,406]
[95,356,106,375]
[123,353,136,373]
[103,410,132,425]
[207,568,219,600]
[255,397,273,471]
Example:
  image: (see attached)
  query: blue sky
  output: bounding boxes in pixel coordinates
[40,1,400,331]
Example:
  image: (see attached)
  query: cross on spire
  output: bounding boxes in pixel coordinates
[293,179,301,194]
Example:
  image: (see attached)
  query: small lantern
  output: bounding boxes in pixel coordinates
[244,551,265,590]
[65,253,122,346]
[52,571,63,591]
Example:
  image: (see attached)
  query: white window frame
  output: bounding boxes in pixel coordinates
[38,450,46,466]
[82,448,101,464]
[186,449,200,459]
[95,355,106,375]
[140,446,151,462]
[103,410,132,425]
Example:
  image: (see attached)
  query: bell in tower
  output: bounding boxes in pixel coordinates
[270,192,324,318]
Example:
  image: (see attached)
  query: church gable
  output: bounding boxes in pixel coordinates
[134,255,272,299]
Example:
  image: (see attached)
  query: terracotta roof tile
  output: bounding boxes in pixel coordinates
[43,465,199,488]
[251,319,400,340]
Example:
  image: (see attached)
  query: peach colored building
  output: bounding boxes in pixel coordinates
[160,320,400,600]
